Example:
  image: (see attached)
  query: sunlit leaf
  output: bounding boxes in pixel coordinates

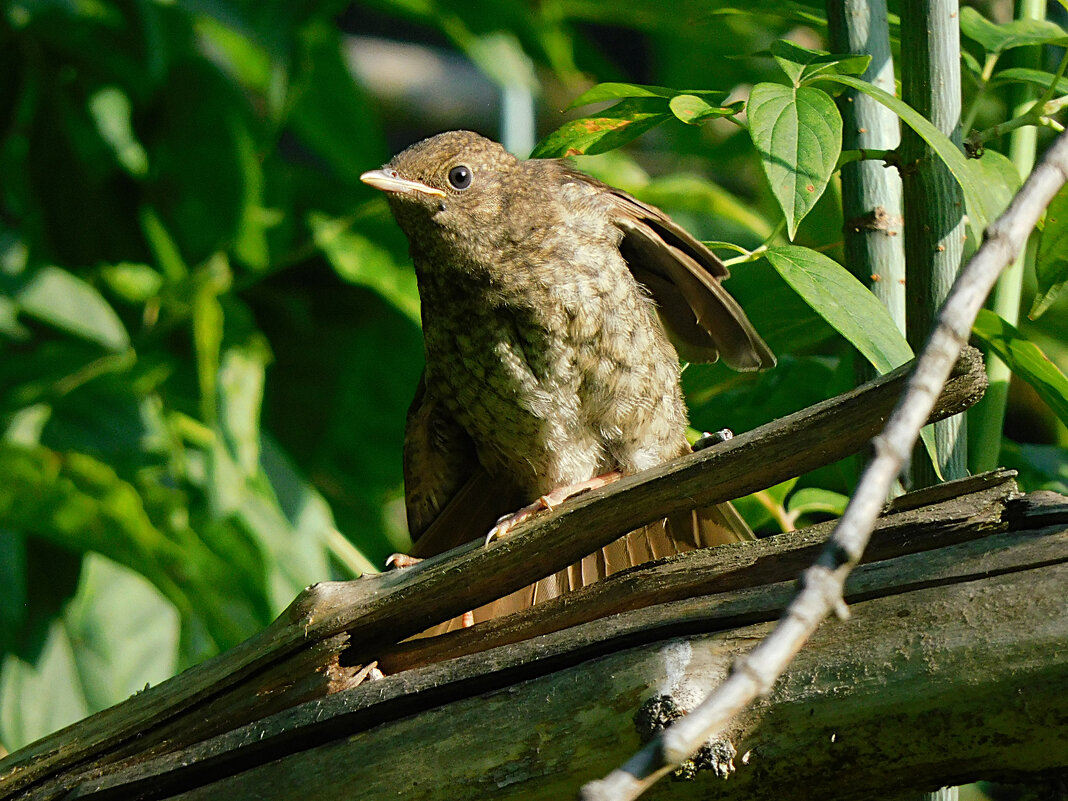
[748,83,842,239]
[14,266,130,351]
[100,263,164,303]
[989,67,1068,95]
[959,6,1068,53]
[668,95,742,125]
[531,98,672,157]
[768,40,870,85]
[567,82,724,109]
[309,212,421,324]
[765,246,912,373]
[88,87,148,178]
[0,554,178,751]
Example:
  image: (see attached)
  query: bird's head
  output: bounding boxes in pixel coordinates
[361,131,520,262]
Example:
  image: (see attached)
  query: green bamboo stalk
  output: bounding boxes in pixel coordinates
[826,0,906,352]
[969,0,1044,473]
[900,0,968,486]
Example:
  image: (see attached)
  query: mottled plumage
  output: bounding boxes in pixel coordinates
[362,130,774,625]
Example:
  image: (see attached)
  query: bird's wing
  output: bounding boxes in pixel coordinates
[404,374,522,559]
[560,165,775,371]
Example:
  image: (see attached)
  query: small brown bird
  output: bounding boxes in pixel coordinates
[362,130,774,626]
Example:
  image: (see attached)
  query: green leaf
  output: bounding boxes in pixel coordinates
[787,487,849,517]
[87,87,149,179]
[989,67,1068,95]
[1031,182,1068,319]
[309,213,421,324]
[567,82,725,109]
[530,98,672,158]
[959,7,1068,54]
[969,149,1022,224]
[14,266,130,351]
[747,83,842,239]
[668,95,742,125]
[814,74,992,235]
[100,263,164,303]
[973,309,1068,427]
[1,620,88,751]
[0,554,178,750]
[765,246,913,372]
[768,40,871,85]
[763,246,946,477]
[60,554,179,712]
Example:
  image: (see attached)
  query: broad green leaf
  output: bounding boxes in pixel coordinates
[1,620,88,751]
[748,83,842,239]
[309,212,421,324]
[88,87,148,178]
[764,246,913,373]
[969,149,1022,224]
[768,40,870,85]
[669,95,742,125]
[787,487,849,516]
[764,246,943,476]
[531,98,672,158]
[815,74,992,234]
[0,443,264,653]
[1031,182,1068,319]
[989,67,1068,95]
[959,7,1068,54]
[15,266,130,351]
[567,82,724,109]
[100,263,164,303]
[61,554,179,713]
[0,554,178,750]
[973,309,1068,426]
[261,435,379,577]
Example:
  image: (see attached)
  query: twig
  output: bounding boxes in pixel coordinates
[580,128,1068,801]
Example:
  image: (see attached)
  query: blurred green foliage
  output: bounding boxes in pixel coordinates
[0,0,1065,755]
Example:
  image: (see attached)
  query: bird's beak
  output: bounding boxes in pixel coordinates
[360,169,447,198]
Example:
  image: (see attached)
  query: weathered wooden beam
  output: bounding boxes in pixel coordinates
[48,490,1068,800]
[0,348,988,800]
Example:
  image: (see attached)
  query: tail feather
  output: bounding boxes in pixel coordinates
[417,501,753,634]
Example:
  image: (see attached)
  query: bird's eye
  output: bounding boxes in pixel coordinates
[448,165,472,190]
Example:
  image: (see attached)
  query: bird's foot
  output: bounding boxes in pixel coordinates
[484,470,624,545]
[693,428,734,451]
[385,553,423,569]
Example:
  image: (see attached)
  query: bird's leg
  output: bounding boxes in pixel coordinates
[485,470,624,544]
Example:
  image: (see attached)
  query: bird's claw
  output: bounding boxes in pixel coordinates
[484,497,552,545]
[385,553,423,569]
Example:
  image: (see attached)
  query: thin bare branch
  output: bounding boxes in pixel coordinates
[581,128,1068,801]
